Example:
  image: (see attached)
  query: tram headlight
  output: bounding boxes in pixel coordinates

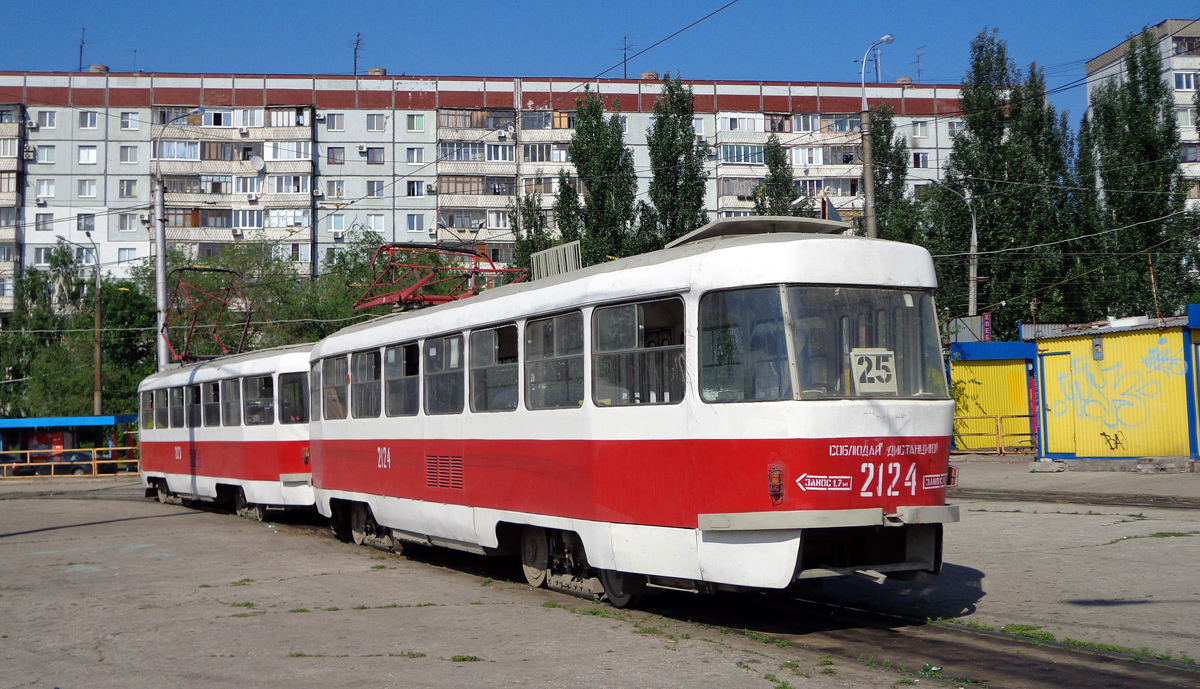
[768,466,784,505]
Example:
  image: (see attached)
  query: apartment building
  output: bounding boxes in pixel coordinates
[1086,19,1200,200]
[0,67,962,318]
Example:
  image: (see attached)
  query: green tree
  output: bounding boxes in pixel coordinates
[1087,29,1194,317]
[512,178,554,271]
[562,87,638,266]
[869,103,919,243]
[753,134,807,216]
[645,74,709,245]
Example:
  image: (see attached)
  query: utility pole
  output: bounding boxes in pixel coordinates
[620,36,635,79]
[351,33,365,76]
[77,27,88,72]
[860,34,894,239]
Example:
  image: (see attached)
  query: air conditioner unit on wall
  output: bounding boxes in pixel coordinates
[312,188,323,197]
[357,145,367,153]
[238,127,249,136]
[25,120,36,130]
[247,193,258,202]
[22,150,34,160]
[314,113,326,121]
[231,227,243,237]
[331,229,344,238]
[426,184,437,194]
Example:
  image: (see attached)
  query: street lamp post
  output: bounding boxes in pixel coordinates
[926,178,979,316]
[153,107,204,371]
[860,33,894,239]
[56,232,102,414]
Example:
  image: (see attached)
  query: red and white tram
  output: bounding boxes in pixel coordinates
[308,219,958,605]
[138,343,315,519]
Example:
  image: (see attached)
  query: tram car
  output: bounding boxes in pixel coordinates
[138,343,315,520]
[308,217,958,606]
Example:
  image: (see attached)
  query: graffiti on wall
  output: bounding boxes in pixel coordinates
[1052,357,1167,429]
[1143,337,1187,376]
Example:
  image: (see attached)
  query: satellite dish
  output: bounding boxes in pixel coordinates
[250,155,265,172]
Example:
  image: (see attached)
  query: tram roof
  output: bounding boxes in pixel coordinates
[664,216,852,248]
[140,342,316,388]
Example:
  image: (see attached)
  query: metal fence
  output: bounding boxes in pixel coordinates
[0,446,140,478]
[953,415,1036,454]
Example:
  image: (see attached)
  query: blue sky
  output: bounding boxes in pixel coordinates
[1,1,1196,128]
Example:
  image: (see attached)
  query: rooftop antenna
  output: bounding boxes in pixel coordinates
[620,35,636,79]
[873,46,883,82]
[914,46,926,83]
[77,26,88,72]
[132,48,138,73]
[350,32,365,76]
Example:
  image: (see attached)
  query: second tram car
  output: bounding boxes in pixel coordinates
[308,222,958,605]
[139,343,315,519]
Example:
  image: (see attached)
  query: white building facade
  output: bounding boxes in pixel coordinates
[0,67,962,318]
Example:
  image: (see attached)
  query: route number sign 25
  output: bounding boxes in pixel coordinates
[850,348,897,394]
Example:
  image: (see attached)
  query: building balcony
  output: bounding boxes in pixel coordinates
[151,125,312,141]
[438,128,511,142]
[436,193,514,208]
[0,123,21,138]
[0,192,16,207]
[0,295,13,313]
[514,129,571,143]
[0,226,16,243]
[438,161,518,176]
[166,226,310,243]
[0,157,21,172]
[0,259,17,277]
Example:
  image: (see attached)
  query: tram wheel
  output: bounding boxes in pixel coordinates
[234,488,265,521]
[349,503,369,546]
[599,569,643,609]
[156,482,171,504]
[520,525,549,588]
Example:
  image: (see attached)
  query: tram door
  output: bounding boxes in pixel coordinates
[1040,352,1076,456]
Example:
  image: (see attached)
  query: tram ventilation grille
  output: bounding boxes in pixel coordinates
[425,455,463,489]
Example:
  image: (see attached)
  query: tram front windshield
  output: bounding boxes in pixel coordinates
[699,285,947,402]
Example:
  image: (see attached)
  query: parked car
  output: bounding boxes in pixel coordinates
[0,453,33,477]
[47,451,118,476]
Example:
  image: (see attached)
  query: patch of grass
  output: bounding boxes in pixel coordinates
[780,661,798,669]
[735,661,752,671]
[390,651,425,658]
[817,655,834,666]
[231,578,255,587]
[1000,624,1055,642]
[377,603,399,609]
[480,577,493,586]
[893,680,916,687]
[820,668,836,675]
[352,605,370,610]
[1181,654,1197,666]
[229,613,251,618]
[288,652,349,658]
[634,626,664,635]
[287,608,311,613]
[744,630,787,648]
[471,600,483,605]
[199,584,212,588]
[371,564,387,570]
[230,602,255,608]
[681,633,691,640]
[718,626,729,634]
[450,655,482,662]
[541,601,567,609]
[1151,531,1199,538]
[323,607,340,612]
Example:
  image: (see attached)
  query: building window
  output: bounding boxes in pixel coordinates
[200,142,233,161]
[794,114,818,132]
[406,180,423,197]
[268,175,311,194]
[552,111,575,129]
[77,179,97,198]
[36,213,53,231]
[1182,144,1200,163]
[326,179,345,198]
[406,114,424,132]
[199,243,226,261]
[153,140,200,160]
[37,111,56,129]
[824,178,858,196]
[119,145,137,163]
[0,138,14,157]
[119,179,138,198]
[407,147,424,164]
[366,147,384,164]
[118,213,138,231]
[767,114,792,133]
[77,250,99,270]
[78,111,98,129]
[36,179,55,198]
[438,208,486,231]
[912,121,929,138]
[34,247,52,265]
[487,210,509,229]
[236,109,264,127]
[913,152,930,169]
[266,209,310,227]
[486,144,513,162]
[522,143,551,163]
[367,214,385,231]
[202,110,233,127]
[719,178,762,199]
[78,145,97,164]
[327,147,344,165]
[441,142,485,162]
[35,145,55,164]
[265,141,312,161]
[120,112,139,130]
[366,113,387,131]
[827,144,861,165]
[329,214,344,232]
[948,121,964,138]
[77,213,96,231]
[199,209,232,227]
[235,176,261,194]
[793,146,822,166]
[1178,108,1197,128]
[368,180,386,197]
[0,208,15,227]
[719,145,764,164]
[326,113,344,131]
[1176,73,1198,91]
[820,113,861,133]
[407,213,424,232]
[269,107,309,127]
[118,247,136,263]
[913,184,929,200]
[232,209,263,228]
[0,172,15,194]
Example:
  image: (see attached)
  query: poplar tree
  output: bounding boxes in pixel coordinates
[1086,29,1193,317]
[752,134,805,216]
[512,182,553,271]
[645,74,709,244]
[869,103,919,243]
[563,87,638,266]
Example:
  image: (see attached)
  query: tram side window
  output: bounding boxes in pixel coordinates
[169,387,184,428]
[309,363,321,421]
[185,386,203,427]
[470,324,518,412]
[384,343,419,417]
[322,357,349,420]
[202,382,221,427]
[424,334,465,415]
[220,379,241,426]
[279,372,309,424]
[593,298,685,406]
[525,312,583,410]
[140,392,155,429]
[156,389,170,429]
[351,350,382,418]
[243,375,275,425]
[699,287,792,402]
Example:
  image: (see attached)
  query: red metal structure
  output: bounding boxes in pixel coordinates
[353,244,527,312]
[163,267,253,362]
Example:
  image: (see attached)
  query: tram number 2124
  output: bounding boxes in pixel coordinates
[859,461,918,498]
[377,446,392,469]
